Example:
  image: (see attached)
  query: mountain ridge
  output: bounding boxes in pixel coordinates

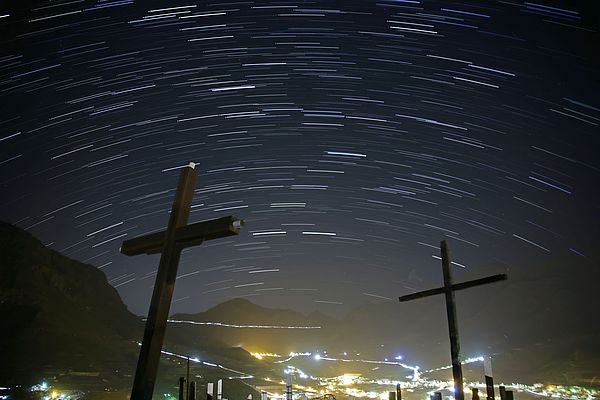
[0,221,142,386]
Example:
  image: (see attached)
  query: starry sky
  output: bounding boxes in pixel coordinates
[1,0,599,317]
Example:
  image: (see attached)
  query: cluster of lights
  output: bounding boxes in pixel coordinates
[423,356,485,373]
[274,350,420,381]
[252,352,283,360]
[257,354,599,400]
[136,341,254,379]
[284,366,311,380]
[526,383,599,400]
[31,382,50,392]
[20,350,599,400]
[12,342,600,400]
[157,345,599,400]
[28,381,77,400]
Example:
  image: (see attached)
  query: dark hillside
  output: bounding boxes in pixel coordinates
[0,221,141,385]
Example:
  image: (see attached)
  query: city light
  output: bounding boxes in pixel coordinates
[17,352,600,400]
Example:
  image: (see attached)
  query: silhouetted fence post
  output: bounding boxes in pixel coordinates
[179,377,185,400]
[188,381,196,400]
[484,357,495,400]
[286,374,293,400]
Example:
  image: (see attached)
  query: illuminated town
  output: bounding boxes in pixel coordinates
[10,346,598,400]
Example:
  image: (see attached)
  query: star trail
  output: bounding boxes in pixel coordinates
[0,0,598,316]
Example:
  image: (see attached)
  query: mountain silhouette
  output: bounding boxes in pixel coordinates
[0,221,264,399]
[0,221,142,386]
[168,297,337,353]
[174,297,334,326]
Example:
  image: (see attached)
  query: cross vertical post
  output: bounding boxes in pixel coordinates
[187,356,191,400]
[130,164,196,400]
[441,240,464,400]
[122,163,244,400]
[399,240,507,400]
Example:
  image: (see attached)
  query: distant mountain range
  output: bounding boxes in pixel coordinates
[171,257,600,387]
[168,297,334,353]
[1,220,598,398]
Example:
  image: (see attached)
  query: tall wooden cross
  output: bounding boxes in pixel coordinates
[399,240,506,400]
[121,163,244,400]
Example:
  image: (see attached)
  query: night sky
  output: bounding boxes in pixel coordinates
[1,0,599,317]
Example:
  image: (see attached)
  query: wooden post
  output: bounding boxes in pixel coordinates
[186,356,190,400]
[441,241,465,400]
[189,382,196,400]
[389,391,396,400]
[472,388,480,400]
[396,384,402,400]
[179,377,185,400]
[499,386,506,400]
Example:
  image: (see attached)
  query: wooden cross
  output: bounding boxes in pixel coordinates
[121,163,244,400]
[399,240,506,400]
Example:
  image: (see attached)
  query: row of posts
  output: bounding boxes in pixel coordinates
[179,359,515,400]
[403,356,517,400]
[178,376,222,400]
[424,385,515,400]
[390,360,516,400]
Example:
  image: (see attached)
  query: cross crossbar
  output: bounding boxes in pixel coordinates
[399,274,507,302]
[123,164,245,400]
[121,215,243,256]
